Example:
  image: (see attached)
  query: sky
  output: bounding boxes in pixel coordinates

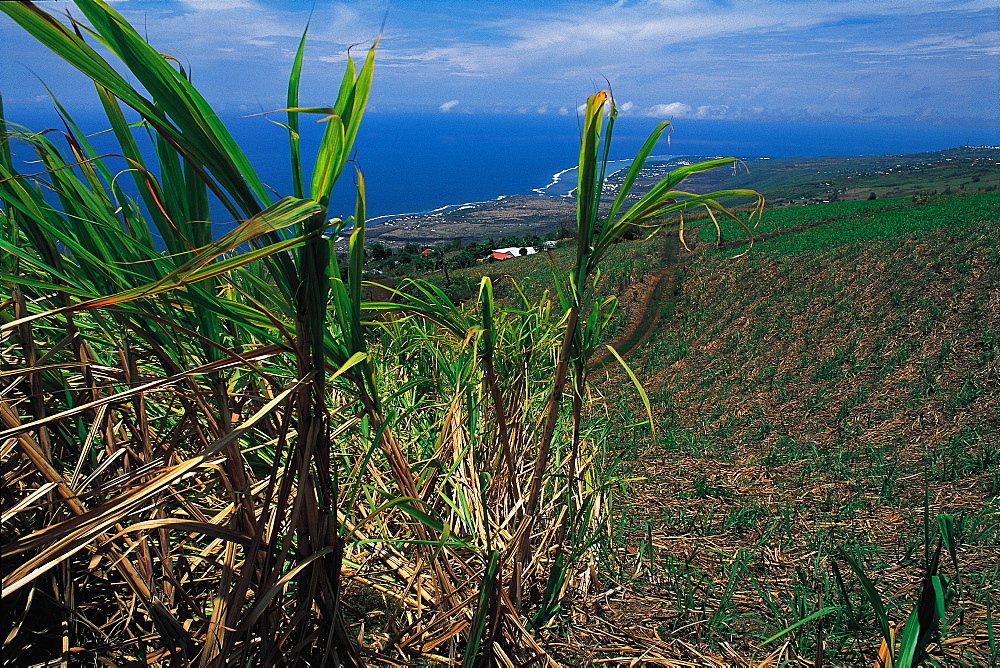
[1,0,999,128]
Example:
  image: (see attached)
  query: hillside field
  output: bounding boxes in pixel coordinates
[456,191,999,666]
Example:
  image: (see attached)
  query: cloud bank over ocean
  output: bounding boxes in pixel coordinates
[2,0,997,127]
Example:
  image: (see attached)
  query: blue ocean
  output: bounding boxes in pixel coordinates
[6,105,999,226]
[236,112,999,223]
[266,113,1000,218]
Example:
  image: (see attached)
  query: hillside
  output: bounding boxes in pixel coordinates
[456,191,1000,665]
[624,145,1000,206]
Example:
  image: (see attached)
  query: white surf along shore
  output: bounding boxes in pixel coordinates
[358,155,678,233]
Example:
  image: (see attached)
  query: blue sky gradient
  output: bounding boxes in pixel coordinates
[2,0,998,127]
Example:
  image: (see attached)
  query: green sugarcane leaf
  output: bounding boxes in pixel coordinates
[604,120,671,224]
[761,606,840,645]
[287,25,309,199]
[463,550,500,668]
[839,549,893,654]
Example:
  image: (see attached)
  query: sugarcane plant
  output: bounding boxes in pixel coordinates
[514,89,764,629]
[1,0,374,664]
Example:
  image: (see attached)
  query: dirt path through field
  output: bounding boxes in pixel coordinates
[591,199,934,376]
[590,232,688,372]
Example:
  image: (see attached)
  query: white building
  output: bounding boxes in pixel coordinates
[492,246,537,257]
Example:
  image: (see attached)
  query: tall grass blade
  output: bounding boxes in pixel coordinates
[287,25,309,199]
[463,550,501,668]
[839,549,894,662]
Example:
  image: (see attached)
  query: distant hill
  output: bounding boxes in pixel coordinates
[622,145,1000,205]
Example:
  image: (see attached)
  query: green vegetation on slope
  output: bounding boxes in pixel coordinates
[647,146,1000,206]
[449,191,998,665]
[596,193,998,665]
[700,191,999,251]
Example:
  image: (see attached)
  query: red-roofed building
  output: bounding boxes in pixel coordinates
[486,251,514,262]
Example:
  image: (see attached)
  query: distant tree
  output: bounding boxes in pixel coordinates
[368,242,392,260]
[410,256,434,273]
[452,250,478,268]
[868,192,877,200]
[519,247,528,256]
[465,241,489,258]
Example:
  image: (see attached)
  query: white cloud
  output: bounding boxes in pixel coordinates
[6,0,993,124]
[358,0,996,122]
[694,105,729,119]
[177,0,256,10]
[648,102,692,117]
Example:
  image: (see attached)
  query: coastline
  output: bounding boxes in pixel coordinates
[343,146,1000,249]
[357,194,577,247]
[349,154,683,248]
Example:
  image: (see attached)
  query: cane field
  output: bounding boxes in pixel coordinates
[2,2,998,667]
[463,191,1000,666]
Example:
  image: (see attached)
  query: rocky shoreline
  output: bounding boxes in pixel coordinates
[347,157,717,249]
[355,194,577,248]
